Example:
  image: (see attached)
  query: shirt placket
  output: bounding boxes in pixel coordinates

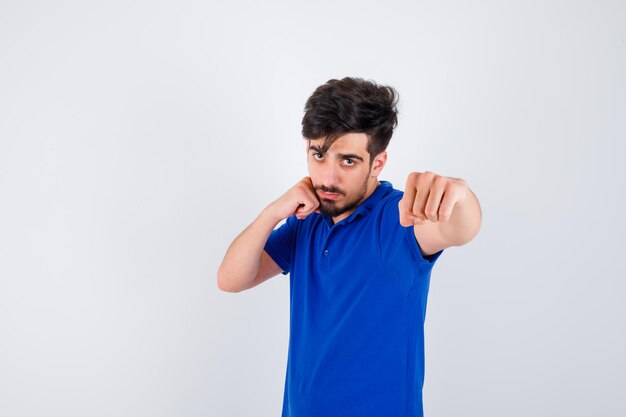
[318,222,344,271]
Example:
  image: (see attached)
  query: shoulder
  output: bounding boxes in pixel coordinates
[288,212,326,234]
[375,186,404,216]
[374,185,444,264]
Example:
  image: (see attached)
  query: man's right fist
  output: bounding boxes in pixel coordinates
[265,177,321,222]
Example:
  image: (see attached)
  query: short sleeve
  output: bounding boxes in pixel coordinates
[379,193,444,268]
[264,215,298,275]
[403,223,444,264]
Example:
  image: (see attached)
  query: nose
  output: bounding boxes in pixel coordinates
[321,162,340,188]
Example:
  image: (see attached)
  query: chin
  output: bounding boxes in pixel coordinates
[319,202,344,218]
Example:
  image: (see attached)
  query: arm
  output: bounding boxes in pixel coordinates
[217,209,283,293]
[399,171,482,256]
[217,177,320,293]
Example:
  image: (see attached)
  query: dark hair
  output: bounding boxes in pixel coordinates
[301,77,399,163]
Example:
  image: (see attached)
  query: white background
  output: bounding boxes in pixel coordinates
[1,1,625,416]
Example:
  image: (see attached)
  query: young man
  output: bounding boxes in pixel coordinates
[217,77,482,417]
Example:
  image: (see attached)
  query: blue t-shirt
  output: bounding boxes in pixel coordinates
[264,180,443,417]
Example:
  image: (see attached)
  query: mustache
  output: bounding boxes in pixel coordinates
[317,185,345,196]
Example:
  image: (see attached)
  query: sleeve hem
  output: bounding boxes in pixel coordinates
[404,224,444,265]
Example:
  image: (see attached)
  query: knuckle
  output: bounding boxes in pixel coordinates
[450,177,464,188]
[407,172,420,183]
[418,173,432,185]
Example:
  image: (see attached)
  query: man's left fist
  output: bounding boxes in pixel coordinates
[398,171,469,227]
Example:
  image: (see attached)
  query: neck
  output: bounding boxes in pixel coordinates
[331,179,380,224]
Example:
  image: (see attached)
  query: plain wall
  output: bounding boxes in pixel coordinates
[1,1,625,416]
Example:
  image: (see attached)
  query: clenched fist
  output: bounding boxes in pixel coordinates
[265,177,321,223]
[398,171,469,227]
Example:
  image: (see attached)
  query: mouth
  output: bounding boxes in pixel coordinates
[319,190,341,201]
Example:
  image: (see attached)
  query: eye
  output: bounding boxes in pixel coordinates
[313,153,324,161]
[343,158,355,166]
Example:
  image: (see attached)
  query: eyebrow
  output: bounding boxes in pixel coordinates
[309,145,365,162]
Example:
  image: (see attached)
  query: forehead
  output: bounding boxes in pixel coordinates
[308,132,369,154]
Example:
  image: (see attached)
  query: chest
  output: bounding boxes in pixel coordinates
[291,218,410,303]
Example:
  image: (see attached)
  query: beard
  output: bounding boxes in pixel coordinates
[315,173,370,219]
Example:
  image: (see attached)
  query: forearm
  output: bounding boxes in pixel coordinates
[217,208,280,292]
[439,187,482,246]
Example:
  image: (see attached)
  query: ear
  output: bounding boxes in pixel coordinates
[370,151,387,177]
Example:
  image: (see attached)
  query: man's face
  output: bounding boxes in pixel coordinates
[307,133,381,220]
